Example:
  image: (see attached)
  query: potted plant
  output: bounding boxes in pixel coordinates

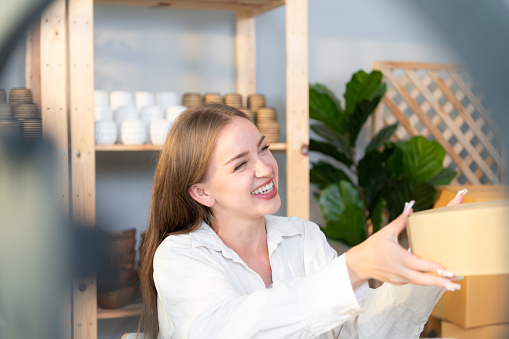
[309,70,457,247]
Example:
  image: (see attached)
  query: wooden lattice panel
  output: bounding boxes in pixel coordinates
[373,61,507,185]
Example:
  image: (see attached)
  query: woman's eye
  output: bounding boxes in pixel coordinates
[260,144,270,152]
[234,161,247,171]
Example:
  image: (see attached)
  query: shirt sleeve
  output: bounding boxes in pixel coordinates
[299,218,445,339]
[154,244,362,339]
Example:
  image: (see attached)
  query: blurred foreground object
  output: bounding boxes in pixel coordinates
[0,138,67,339]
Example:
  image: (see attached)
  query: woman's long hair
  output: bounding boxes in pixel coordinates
[137,103,249,338]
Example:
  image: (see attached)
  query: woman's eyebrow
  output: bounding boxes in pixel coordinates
[224,136,266,166]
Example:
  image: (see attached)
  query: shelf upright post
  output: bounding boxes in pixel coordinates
[236,10,257,104]
[68,0,97,338]
[38,1,73,337]
[286,0,309,219]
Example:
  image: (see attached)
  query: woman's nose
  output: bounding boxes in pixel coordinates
[254,158,272,178]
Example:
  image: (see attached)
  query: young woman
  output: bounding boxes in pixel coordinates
[138,103,465,338]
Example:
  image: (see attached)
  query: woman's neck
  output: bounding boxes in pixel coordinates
[213,214,268,256]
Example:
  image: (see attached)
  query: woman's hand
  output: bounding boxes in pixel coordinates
[345,189,468,290]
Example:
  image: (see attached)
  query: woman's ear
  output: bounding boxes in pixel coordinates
[188,184,215,207]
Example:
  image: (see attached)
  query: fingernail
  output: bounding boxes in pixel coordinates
[404,200,415,214]
[456,189,468,197]
[437,269,454,278]
[451,276,464,281]
[445,282,462,291]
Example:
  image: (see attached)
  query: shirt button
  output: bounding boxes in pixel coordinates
[349,310,356,315]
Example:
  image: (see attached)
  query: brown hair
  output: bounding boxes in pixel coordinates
[137,103,249,338]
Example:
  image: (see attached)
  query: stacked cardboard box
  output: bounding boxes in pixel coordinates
[426,185,509,338]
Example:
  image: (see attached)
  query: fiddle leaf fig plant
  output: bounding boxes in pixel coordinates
[310,70,457,247]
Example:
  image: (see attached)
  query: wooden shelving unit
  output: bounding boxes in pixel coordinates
[31,0,309,338]
[97,302,142,320]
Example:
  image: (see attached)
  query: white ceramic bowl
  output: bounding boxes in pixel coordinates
[95,120,117,145]
[134,91,155,111]
[121,119,146,145]
[150,119,172,145]
[94,90,109,107]
[166,105,187,123]
[140,105,164,142]
[156,91,178,110]
[115,105,139,142]
[110,91,133,111]
[94,106,113,121]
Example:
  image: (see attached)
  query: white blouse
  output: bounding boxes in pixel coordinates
[153,215,444,338]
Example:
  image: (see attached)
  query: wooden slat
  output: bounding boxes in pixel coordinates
[286,0,308,219]
[427,72,500,183]
[97,303,142,320]
[431,72,503,167]
[94,0,285,15]
[405,69,496,183]
[374,61,462,72]
[69,0,97,338]
[25,22,41,109]
[382,95,418,137]
[449,71,502,144]
[40,1,71,338]
[236,12,256,104]
[383,70,478,184]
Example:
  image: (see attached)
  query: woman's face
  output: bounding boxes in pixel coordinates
[194,116,281,221]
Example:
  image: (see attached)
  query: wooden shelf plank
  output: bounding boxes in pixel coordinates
[94,0,285,15]
[96,142,287,151]
[97,303,142,320]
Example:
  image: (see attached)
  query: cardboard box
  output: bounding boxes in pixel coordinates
[434,185,509,209]
[432,275,509,328]
[441,320,509,339]
[407,199,509,276]
[430,185,509,329]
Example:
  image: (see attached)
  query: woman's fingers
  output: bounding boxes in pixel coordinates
[384,200,415,237]
[447,189,468,206]
[403,268,461,290]
[402,251,444,274]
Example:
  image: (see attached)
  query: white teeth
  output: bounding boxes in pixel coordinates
[251,181,274,195]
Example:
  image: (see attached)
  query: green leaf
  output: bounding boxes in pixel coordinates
[344,70,384,116]
[346,97,382,146]
[370,197,386,234]
[324,205,366,247]
[320,181,367,247]
[309,83,345,134]
[339,180,364,209]
[342,70,387,146]
[366,123,399,153]
[318,184,345,221]
[310,124,350,156]
[381,178,437,222]
[309,138,353,167]
[310,161,352,189]
[358,147,394,210]
[399,136,446,183]
[427,168,458,186]
[384,142,405,178]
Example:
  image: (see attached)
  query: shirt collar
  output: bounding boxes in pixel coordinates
[190,215,304,259]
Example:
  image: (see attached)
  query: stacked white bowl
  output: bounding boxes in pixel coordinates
[110,91,133,112]
[150,119,172,145]
[115,105,139,143]
[94,90,116,145]
[166,105,187,123]
[134,91,155,112]
[140,105,164,143]
[121,119,146,145]
[156,91,178,111]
